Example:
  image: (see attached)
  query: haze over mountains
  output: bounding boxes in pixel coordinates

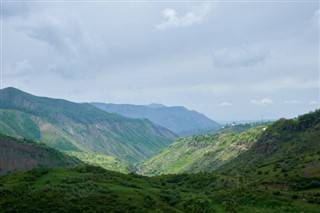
[0,87,176,163]
[91,102,221,136]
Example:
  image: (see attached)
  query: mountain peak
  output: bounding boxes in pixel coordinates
[1,86,24,94]
[147,103,166,108]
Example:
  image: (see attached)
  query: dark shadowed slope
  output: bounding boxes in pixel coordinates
[0,87,177,163]
[91,102,220,136]
[0,133,80,175]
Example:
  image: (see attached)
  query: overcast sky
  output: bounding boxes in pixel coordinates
[1,1,319,121]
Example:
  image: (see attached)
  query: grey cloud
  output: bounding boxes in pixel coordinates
[212,44,270,68]
[2,2,318,121]
[2,2,30,18]
[20,16,109,79]
[251,78,319,93]
[4,59,33,77]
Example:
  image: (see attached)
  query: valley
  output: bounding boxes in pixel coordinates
[0,87,319,212]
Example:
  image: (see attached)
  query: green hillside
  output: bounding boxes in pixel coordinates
[0,87,177,163]
[0,133,81,175]
[63,151,130,173]
[222,109,320,180]
[138,125,267,176]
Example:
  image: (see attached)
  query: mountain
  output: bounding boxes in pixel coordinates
[0,133,80,175]
[0,87,177,163]
[138,124,267,176]
[91,102,221,136]
[0,110,319,212]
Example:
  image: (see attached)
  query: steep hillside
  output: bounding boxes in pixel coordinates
[91,102,220,136]
[0,87,177,163]
[222,109,320,180]
[139,126,266,176]
[0,133,80,174]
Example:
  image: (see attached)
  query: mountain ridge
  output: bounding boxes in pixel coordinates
[91,102,220,136]
[0,87,177,163]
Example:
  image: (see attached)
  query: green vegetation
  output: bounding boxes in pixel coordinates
[64,151,130,173]
[139,126,266,176]
[0,164,319,212]
[0,87,177,163]
[221,109,320,180]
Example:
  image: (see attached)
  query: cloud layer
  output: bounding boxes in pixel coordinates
[2,2,319,121]
[212,44,270,68]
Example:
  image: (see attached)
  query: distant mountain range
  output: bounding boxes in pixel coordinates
[0,87,177,163]
[0,133,80,174]
[91,103,221,136]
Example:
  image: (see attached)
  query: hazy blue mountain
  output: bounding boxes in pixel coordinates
[91,103,221,136]
[0,87,177,163]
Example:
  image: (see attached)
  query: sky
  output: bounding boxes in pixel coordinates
[1,0,319,122]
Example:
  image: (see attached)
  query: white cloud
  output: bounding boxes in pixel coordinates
[220,102,233,107]
[310,100,318,105]
[156,3,213,30]
[284,100,301,104]
[212,44,270,68]
[250,98,274,106]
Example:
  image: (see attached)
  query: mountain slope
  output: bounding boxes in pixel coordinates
[139,125,267,176]
[0,87,177,163]
[0,133,80,174]
[91,102,220,136]
[222,109,320,179]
